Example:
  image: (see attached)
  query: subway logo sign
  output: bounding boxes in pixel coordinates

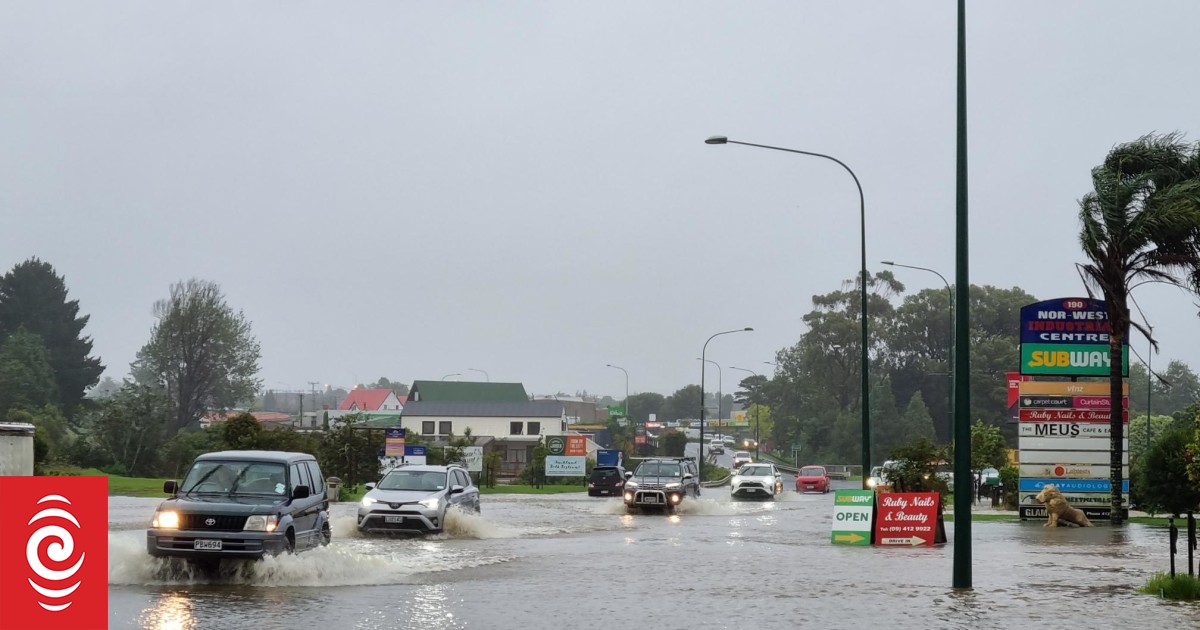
[1021,343,1128,377]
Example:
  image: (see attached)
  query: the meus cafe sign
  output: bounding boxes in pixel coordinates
[1017,297,1129,521]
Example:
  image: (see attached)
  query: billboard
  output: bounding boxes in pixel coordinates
[545,455,586,476]
[384,427,406,457]
[1019,298,1127,377]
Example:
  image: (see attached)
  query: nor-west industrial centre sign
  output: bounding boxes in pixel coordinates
[1019,297,1128,377]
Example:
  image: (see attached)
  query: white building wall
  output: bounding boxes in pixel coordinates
[401,414,566,439]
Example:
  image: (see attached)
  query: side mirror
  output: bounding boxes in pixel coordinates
[683,474,694,481]
[365,482,376,490]
[291,485,311,500]
[163,480,178,494]
[624,471,633,480]
[449,485,465,495]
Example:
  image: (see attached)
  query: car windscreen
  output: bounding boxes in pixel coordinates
[735,452,750,458]
[182,461,287,496]
[739,466,771,477]
[592,468,620,480]
[800,467,825,476]
[378,470,448,491]
[636,462,681,477]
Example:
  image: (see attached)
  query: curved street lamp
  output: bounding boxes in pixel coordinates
[700,328,753,466]
[696,358,723,426]
[707,135,871,487]
[605,364,632,446]
[441,373,461,381]
[467,368,490,382]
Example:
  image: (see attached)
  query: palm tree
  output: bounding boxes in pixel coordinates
[1077,133,1200,524]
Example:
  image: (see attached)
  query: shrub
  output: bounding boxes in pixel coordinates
[1140,572,1200,600]
[999,464,1019,510]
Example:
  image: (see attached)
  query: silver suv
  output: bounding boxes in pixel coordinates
[357,464,480,534]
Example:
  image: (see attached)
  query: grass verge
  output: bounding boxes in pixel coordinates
[1140,572,1200,600]
[43,465,168,497]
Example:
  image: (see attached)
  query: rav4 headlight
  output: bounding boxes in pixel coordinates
[418,496,441,510]
[361,496,379,507]
[244,514,279,532]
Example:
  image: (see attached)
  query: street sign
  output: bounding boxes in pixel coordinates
[874,492,940,547]
[831,490,874,546]
[608,406,626,418]
[546,435,566,455]
[461,446,483,472]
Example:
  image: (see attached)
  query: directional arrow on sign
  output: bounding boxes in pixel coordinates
[833,533,865,544]
[881,536,927,546]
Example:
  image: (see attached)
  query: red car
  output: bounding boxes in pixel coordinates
[795,466,831,493]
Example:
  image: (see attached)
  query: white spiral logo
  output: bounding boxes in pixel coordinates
[26,494,85,612]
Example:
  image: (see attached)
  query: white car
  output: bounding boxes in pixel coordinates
[731,463,782,500]
[708,439,725,455]
[731,451,752,469]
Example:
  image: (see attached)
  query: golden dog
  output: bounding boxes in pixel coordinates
[1034,484,1092,527]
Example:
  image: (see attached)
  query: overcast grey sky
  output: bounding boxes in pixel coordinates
[3,1,1198,399]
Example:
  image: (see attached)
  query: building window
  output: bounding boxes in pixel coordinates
[510,422,523,435]
[527,421,541,435]
[439,421,452,435]
[506,446,527,464]
[422,421,435,435]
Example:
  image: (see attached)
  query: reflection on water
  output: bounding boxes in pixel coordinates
[138,593,194,630]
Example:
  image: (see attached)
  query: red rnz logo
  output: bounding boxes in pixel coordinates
[0,476,108,630]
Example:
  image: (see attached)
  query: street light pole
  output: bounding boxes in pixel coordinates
[1147,327,1153,452]
[606,364,632,449]
[468,368,490,382]
[730,366,761,460]
[707,135,871,488]
[441,373,461,381]
[698,358,723,429]
[700,329,753,468]
[882,260,953,441]
[953,0,973,589]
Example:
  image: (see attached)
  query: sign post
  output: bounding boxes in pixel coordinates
[384,428,406,457]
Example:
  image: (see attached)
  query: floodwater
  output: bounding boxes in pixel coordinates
[108,482,1200,629]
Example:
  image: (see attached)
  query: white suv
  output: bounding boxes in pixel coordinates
[731,451,752,469]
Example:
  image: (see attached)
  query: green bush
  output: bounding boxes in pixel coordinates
[1140,572,1200,600]
[999,464,1019,510]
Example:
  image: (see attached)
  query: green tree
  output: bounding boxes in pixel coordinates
[318,413,382,488]
[88,376,122,400]
[659,384,703,422]
[1137,426,1200,516]
[132,279,262,435]
[968,419,1009,472]
[1077,133,1200,523]
[899,391,937,443]
[887,437,950,503]
[626,392,665,425]
[0,328,59,413]
[1128,414,1175,464]
[84,383,171,476]
[659,429,687,456]
[870,377,904,466]
[6,405,69,465]
[0,258,104,417]
[220,412,263,450]
[368,377,409,396]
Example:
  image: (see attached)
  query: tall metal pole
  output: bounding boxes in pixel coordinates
[606,364,631,448]
[730,366,761,460]
[1147,328,1153,452]
[952,0,973,590]
[705,136,870,487]
[468,368,490,382]
[698,358,722,430]
[882,261,954,440]
[700,329,753,469]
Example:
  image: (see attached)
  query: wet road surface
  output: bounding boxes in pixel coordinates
[108,482,1200,629]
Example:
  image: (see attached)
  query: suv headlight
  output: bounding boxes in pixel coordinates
[361,496,379,507]
[625,481,638,490]
[244,514,280,532]
[152,510,179,529]
[665,482,681,489]
[418,496,441,510]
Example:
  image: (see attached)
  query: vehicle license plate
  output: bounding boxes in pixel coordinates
[384,515,405,523]
[194,539,222,551]
[642,495,658,503]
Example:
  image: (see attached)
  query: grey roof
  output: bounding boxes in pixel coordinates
[195,450,317,463]
[401,400,564,418]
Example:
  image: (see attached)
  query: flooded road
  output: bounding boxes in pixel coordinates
[109,484,1200,629]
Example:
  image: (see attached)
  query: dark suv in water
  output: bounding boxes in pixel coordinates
[146,450,331,561]
[587,465,626,497]
[622,457,700,512]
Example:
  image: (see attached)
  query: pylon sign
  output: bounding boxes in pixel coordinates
[1019,298,1127,377]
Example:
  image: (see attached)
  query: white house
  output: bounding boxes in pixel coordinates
[399,400,566,476]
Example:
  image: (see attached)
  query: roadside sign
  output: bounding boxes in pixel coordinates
[546,435,566,455]
[1015,381,1127,396]
[545,455,585,476]
[596,449,624,467]
[874,492,940,547]
[385,427,406,457]
[461,446,483,472]
[831,490,874,546]
[566,435,588,456]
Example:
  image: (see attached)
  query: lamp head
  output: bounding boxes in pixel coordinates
[705,136,729,145]
[744,327,754,331]
[881,260,895,266]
